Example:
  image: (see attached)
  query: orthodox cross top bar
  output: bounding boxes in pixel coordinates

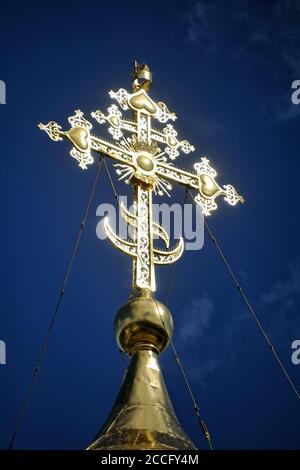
[38,62,244,293]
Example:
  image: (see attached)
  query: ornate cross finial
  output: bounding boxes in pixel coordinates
[38,64,244,293]
[132,60,153,91]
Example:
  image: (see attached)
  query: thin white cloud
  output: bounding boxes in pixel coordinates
[261,262,300,306]
[188,358,220,387]
[184,0,300,72]
[274,101,300,122]
[174,292,220,386]
[177,292,214,346]
[174,260,300,385]
[259,260,300,339]
[184,1,300,121]
[192,115,223,138]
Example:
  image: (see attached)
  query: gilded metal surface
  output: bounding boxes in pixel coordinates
[39,63,244,451]
[38,62,243,293]
[132,61,153,92]
[87,349,196,450]
[87,294,195,450]
[114,296,173,354]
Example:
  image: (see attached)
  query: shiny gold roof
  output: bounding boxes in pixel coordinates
[87,348,196,450]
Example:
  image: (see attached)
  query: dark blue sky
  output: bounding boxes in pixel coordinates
[1,0,300,450]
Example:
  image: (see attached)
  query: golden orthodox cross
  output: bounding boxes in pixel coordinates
[38,63,244,293]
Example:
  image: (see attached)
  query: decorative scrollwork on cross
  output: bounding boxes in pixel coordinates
[39,62,244,292]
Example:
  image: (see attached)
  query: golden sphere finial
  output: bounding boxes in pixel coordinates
[114,293,173,355]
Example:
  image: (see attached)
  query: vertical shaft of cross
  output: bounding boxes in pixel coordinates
[130,63,155,294]
[134,183,155,292]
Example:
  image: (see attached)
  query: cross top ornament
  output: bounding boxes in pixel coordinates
[38,62,244,293]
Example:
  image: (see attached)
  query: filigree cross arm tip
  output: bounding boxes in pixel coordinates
[193,157,244,216]
[38,110,139,171]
